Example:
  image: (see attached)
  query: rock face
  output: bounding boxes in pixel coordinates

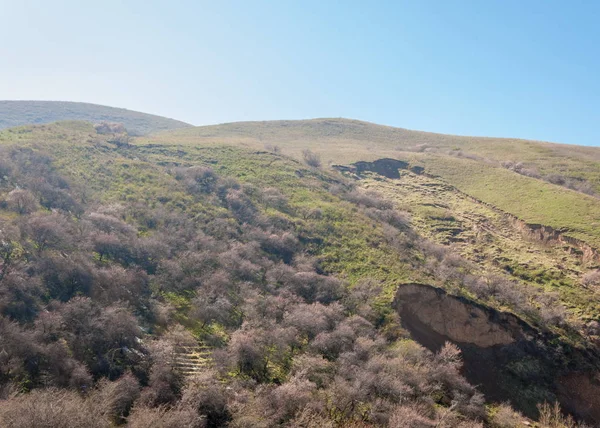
[393,283,600,424]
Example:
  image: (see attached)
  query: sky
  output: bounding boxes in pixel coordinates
[0,0,599,145]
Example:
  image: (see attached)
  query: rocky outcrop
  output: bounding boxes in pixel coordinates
[394,283,600,424]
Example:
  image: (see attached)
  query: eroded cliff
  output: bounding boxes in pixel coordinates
[394,283,600,424]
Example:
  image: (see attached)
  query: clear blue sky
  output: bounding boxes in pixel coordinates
[1,0,599,145]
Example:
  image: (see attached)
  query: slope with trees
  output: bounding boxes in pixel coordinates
[0,120,596,427]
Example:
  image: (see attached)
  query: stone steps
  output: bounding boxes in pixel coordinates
[171,342,212,376]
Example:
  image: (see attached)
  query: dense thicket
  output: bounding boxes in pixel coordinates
[0,142,582,427]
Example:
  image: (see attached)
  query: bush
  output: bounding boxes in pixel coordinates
[490,403,524,428]
[181,370,231,427]
[5,189,38,214]
[127,404,204,428]
[94,122,127,135]
[177,166,219,194]
[26,213,72,253]
[1,266,44,320]
[92,373,140,424]
[582,270,600,288]
[283,302,342,339]
[302,149,321,168]
[0,388,109,428]
[538,402,578,428]
[388,402,436,427]
[34,182,82,214]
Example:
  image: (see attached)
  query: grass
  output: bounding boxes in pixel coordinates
[360,170,600,324]
[413,154,600,247]
[138,118,600,250]
[134,144,421,297]
[0,122,420,303]
[0,101,191,135]
[2,121,597,338]
[2,120,598,423]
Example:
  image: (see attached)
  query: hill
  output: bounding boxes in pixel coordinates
[141,118,600,248]
[0,120,598,426]
[0,100,191,135]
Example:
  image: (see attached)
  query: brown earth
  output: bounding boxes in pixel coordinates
[394,283,600,424]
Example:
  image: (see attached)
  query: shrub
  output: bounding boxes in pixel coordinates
[283,302,342,339]
[0,388,109,428]
[490,403,524,428]
[127,404,204,428]
[178,166,219,194]
[87,212,137,236]
[388,402,436,427]
[225,188,257,223]
[228,326,270,382]
[140,354,185,406]
[287,272,344,304]
[264,376,317,424]
[342,189,393,210]
[26,213,72,253]
[92,373,141,424]
[181,370,231,427]
[537,402,577,428]
[36,254,94,302]
[302,149,321,168]
[582,270,600,288]
[260,187,289,210]
[94,122,127,135]
[5,189,38,214]
[0,271,43,322]
[34,182,82,214]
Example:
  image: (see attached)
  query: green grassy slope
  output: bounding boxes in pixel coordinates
[412,154,600,247]
[0,100,191,135]
[0,122,419,295]
[140,118,600,249]
[1,121,599,425]
[359,171,600,323]
[4,120,597,329]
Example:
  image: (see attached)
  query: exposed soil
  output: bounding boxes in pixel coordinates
[394,283,600,424]
[333,158,409,179]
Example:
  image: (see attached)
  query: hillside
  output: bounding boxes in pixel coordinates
[0,101,191,135]
[141,118,600,248]
[0,120,599,426]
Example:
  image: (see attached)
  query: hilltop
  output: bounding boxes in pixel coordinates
[0,100,191,135]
